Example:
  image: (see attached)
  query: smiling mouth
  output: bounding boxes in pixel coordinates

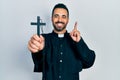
[57,23,63,26]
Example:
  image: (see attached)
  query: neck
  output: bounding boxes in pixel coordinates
[54,29,66,34]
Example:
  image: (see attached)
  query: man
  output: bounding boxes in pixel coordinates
[28,3,95,80]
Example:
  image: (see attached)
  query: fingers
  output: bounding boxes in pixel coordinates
[32,34,40,41]
[70,22,79,35]
[70,30,80,37]
[29,38,40,49]
[73,21,78,31]
[31,34,41,48]
[70,21,81,42]
[28,41,39,53]
[28,34,45,53]
[39,35,44,43]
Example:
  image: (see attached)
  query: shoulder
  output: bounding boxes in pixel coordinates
[41,33,53,42]
[41,33,52,37]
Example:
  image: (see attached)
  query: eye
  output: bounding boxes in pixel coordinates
[53,14,59,18]
[62,15,67,19]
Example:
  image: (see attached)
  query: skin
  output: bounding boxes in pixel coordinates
[52,8,69,34]
[28,8,81,53]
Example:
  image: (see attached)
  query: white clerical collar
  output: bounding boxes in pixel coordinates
[58,34,64,38]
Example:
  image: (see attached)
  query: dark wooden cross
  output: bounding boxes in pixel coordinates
[31,16,46,36]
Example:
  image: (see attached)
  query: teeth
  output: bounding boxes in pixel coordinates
[57,23,63,26]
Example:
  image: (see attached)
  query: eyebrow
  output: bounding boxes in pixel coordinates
[53,13,67,17]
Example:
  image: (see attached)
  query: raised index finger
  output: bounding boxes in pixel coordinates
[74,22,78,30]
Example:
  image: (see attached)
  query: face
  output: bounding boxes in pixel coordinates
[52,8,69,32]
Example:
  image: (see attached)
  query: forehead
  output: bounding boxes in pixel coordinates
[53,8,68,15]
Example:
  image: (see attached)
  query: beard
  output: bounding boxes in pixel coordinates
[52,21,67,32]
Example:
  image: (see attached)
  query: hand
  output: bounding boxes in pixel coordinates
[28,34,45,53]
[70,22,81,42]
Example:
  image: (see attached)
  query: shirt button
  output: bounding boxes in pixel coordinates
[59,75,61,78]
[60,52,63,55]
[60,60,62,62]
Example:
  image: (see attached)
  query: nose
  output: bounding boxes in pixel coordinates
[58,17,62,22]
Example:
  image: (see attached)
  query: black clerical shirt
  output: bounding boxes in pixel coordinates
[31,31,95,80]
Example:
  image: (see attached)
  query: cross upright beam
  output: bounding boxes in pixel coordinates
[31,16,46,36]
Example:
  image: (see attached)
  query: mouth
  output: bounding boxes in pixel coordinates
[55,22,64,27]
[57,23,63,27]
[56,22,64,24]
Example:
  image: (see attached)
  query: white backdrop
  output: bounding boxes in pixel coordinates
[0,0,120,80]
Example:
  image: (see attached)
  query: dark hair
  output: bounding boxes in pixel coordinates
[52,3,69,18]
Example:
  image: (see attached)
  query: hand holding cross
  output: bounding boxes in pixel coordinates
[28,16,46,53]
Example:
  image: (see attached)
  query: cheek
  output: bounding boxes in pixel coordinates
[65,19,69,24]
[53,18,58,23]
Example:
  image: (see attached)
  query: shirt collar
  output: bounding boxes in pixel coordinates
[52,30,68,38]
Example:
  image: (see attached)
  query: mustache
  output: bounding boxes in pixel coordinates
[55,21,65,24]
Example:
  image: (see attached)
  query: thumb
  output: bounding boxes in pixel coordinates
[39,35,44,42]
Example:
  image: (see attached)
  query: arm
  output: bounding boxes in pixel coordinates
[28,34,45,72]
[70,22,95,68]
[73,37,95,68]
[31,51,44,72]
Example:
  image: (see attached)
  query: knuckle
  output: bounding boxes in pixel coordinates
[32,40,36,44]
